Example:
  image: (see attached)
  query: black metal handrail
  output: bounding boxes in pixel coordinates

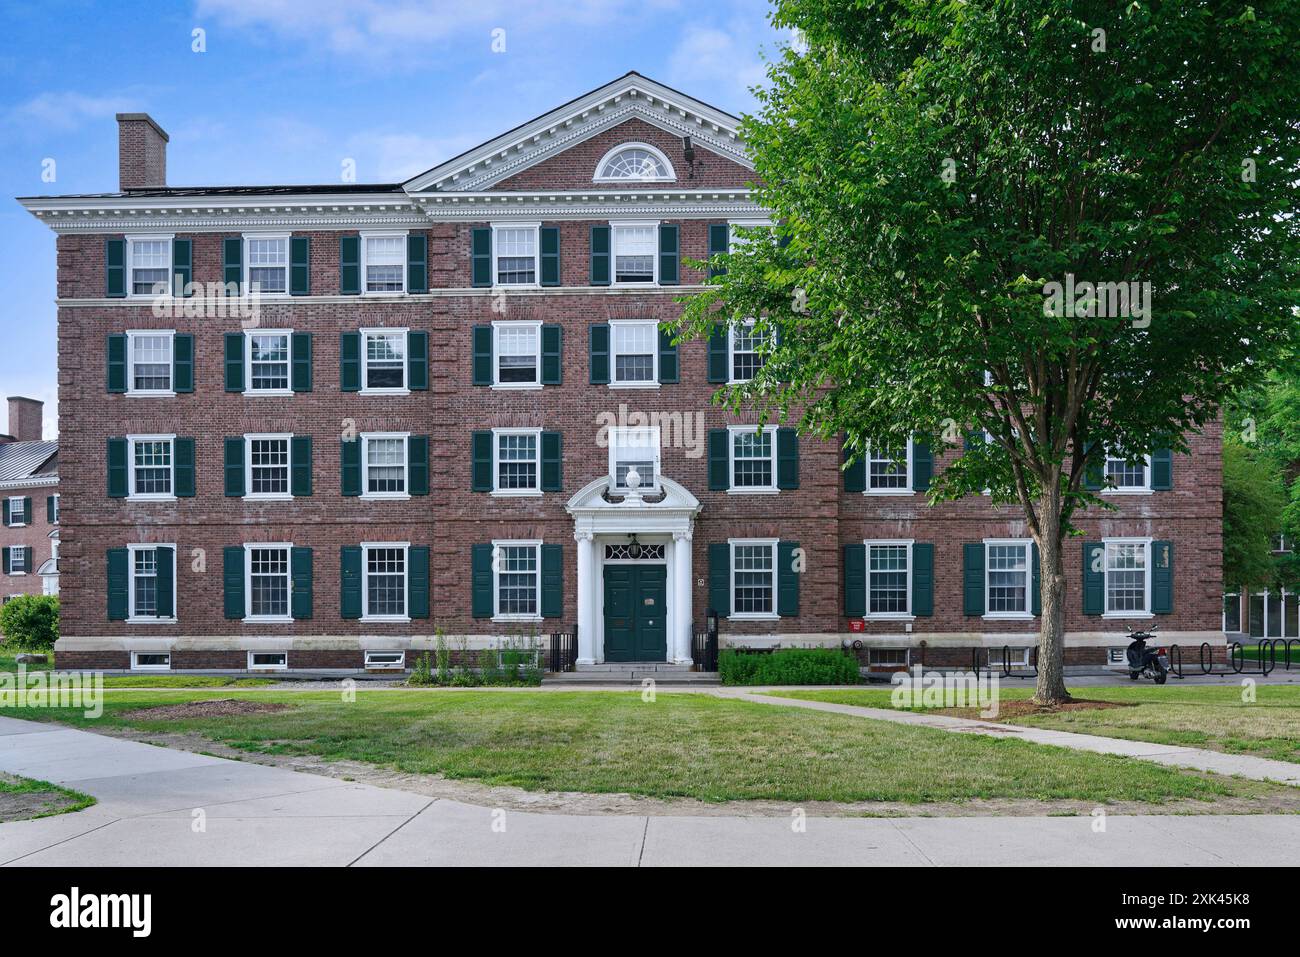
[548,625,578,673]
[691,612,719,672]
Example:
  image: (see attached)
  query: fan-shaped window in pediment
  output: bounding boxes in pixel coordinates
[594,143,675,182]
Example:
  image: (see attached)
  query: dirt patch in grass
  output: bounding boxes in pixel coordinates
[937,699,1136,721]
[0,772,94,822]
[119,698,292,720]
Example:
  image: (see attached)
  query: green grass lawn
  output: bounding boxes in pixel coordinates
[3,688,1285,806]
[0,772,95,822]
[764,685,1300,764]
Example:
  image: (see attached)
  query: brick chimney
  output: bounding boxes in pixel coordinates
[6,397,44,443]
[116,113,168,191]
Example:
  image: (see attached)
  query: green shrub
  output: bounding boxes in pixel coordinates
[0,595,59,651]
[719,648,859,686]
[407,651,435,686]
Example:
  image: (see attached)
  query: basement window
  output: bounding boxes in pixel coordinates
[248,651,288,671]
[365,651,406,671]
[131,652,171,671]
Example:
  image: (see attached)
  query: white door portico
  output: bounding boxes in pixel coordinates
[566,474,702,664]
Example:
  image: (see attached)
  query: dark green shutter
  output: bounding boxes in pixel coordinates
[339,235,360,295]
[1,547,8,574]
[658,224,679,285]
[1082,541,1104,614]
[340,439,361,497]
[291,435,312,497]
[471,544,494,618]
[174,438,195,497]
[223,546,245,620]
[222,237,242,291]
[708,542,731,618]
[408,435,429,495]
[589,225,611,285]
[107,438,128,498]
[540,543,563,618]
[777,428,799,490]
[471,228,492,287]
[1031,542,1042,616]
[472,325,493,385]
[912,439,932,492]
[1,500,8,526]
[107,548,129,620]
[540,226,560,286]
[106,334,127,393]
[843,440,866,493]
[340,547,362,619]
[707,323,728,382]
[962,543,986,616]
[471,431,493,492]
[541,325,562,385]
[46,495,56,524]
[291,547,313,620]
[290,235,310,295]
[912,543,934,617]
[21,498,30,526]
[777,541,799,617]
[541,431,562,492]
[173,334,194,392]
[843,544,866,617]
[1152,541,1174,614]
[105,238,126,297]
[1082,442,1104,490]
[224,333,244,392]
[658,327,679,383]
[339,332,361,392]
[408,331,428,390]
[707,223,729,279]
[154,546,174,618]
[408,546,430,619]
[1151,446,1173,490]
[291,332,312,392]
[171,239,192,296]
[708,429,729,490]
[589,324,610,384]
[406,233,428,293]
[224,437,245,497]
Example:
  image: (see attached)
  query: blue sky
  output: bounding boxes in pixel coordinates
[0,0,782,437]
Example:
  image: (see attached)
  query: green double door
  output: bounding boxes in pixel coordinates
[603,564,668,662]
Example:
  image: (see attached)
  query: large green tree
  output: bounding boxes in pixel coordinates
[680,0,1300,702]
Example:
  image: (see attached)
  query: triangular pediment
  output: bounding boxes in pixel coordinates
[403,72,750,194]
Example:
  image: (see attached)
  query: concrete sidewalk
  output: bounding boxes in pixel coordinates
[2,715,1299,866]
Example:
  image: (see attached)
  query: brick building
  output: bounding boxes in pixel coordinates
[19,73,1225,673]
[0,397,59,601]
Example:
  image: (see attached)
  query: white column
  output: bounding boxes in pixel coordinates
[673,530,694,664]
[575,531,596,664]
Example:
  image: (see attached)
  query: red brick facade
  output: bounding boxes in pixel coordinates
[0,481,58,600]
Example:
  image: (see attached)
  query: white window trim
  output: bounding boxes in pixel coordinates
[6,496,25,527]
[727,319,766,384]
[593,142,676,183]
[126,434,177,502]
[125,234,175,300]
[6,546,27,575]
[864,538,915,621]
[727,425,778,494]
[607,425,662,496]
[864,437,914,497]
[243,433,294,502]
[1223,591,1243,633]
[241,231,290,299]
[728,219,772,246]
[608,318,660,389]
[982,538,1035,620]
[728,537,780,621]
[361,541,412,623]
[126,542,177,624]
[609,220,659,287]
[124,329,176,397]
[492,539,543,623]
[1101,536,1154,619]
[1101,451,1153,495]
[359,327,410,395]
[50,494,59,525]
[247,651,288,672]
[131,651,172,672]
[243,329,294,396]
[244,542,294,623]
[490,222,541,290]
[360,230,409,296]
[491,427,543,497]
[490,320,543,390]
[1245,588,1298,639]
[365,650,406,670]
[360,432,411,501]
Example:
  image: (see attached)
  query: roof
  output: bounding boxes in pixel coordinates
[0,441,58,487]
[17,183,404,201]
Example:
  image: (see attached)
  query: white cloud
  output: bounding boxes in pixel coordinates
[666,22,772,113]
[7,91,139,132]
[351,131,485,182]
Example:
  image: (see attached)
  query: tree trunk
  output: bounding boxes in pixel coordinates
[1034,493,1072,705]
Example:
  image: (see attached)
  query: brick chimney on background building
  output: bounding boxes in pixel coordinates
[116,113,168,191]
[5,397,44,443]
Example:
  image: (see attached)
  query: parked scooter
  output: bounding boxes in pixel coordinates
[1125,625,1169,684]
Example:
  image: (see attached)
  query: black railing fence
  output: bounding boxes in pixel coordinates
[548,626,578,673]
[692,613,719,672]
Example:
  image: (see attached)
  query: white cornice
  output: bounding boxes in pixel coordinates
[55,285,711,307]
